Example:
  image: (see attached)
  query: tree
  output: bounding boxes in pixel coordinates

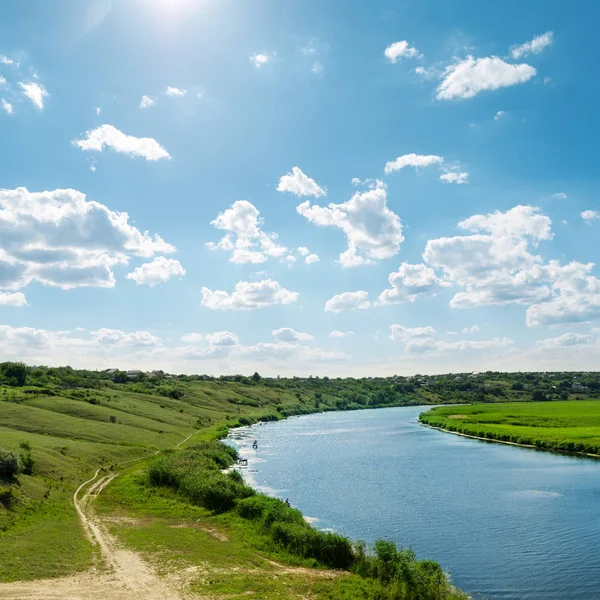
[0,449,23,479]
[252,372,261,383]
[0,362,27,386]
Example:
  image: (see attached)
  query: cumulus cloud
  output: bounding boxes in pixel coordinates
[405,337,513,354]
[384,153,443,175]
[297,181,404,266]
[139,95,155,109]
[389,324,436,341]
[206,200,287,264]
[329,330,354,339]
[511,32,554,59]
[166,86,187,96]
[462,325,480,334]
[378,262,449,305]
[537,332,595,350]
[0,55,16,66]
[440,171,469,184]
[91,328,160,347]
[2,99,14,115]
[272,327,313,342]
[384,41,420,63]
[74,124,170,161]
[250,53,271,68]
[0,187,175,292]
[181,333,203,343]
[201,279,299,310]
[437,56,536,100]
[125,257,185,287]
[18,81,48,109]
[324,291,370,313]
[581,210,599,222]
[277,167,326,198]
[305,253,319,264]
[0,291,27,306]
[205,331,239,346]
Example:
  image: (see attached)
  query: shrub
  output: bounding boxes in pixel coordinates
[0,450,23,479]
[20,452,35,475]
[108,415,117,423]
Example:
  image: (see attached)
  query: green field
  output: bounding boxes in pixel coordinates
[420,400,600,455]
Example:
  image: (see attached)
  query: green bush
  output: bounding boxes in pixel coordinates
[0,450,23,479]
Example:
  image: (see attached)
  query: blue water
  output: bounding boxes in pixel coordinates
[227,406,600,600]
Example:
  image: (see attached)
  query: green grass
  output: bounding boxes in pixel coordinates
[420,400,600,454]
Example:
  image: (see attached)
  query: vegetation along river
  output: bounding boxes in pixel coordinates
[227,405,600,600]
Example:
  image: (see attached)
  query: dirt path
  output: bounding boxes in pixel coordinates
[0,431,203,600]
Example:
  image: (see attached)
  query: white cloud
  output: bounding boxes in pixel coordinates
[18,81,48,109]
[139,95,155,109]
[166,86,187,96]
[389,324,436,341]
[440,171,469,184]
[0,55,16,66]
[537,333,595,350]
[305,253,319,264]
[494,110,507,121]
[91,328,160,347]
[324,291,370,313]
[462,325,480,334]
[272,327,313,342]
[581,210,599,222]
[378,262,449,305]
[250,53,271,68]
[0,76,5,85]
[297,181,404,266]
[384,41,420,63]
[125,257,185,287]
[312,61,324,74]
[0,187,175,292]
[297,246,310,257]
[205,331,239,347]
[206,200,287,264]
[384,153,443,175]
[74,124,170,161]
[405,337,513,354]
[552,192,567,200]
[277,167,326,198]
[201,279,299,310]
[329,330,354,339]
[0,292,27,307]
[424,205,553,309]
[2,99,14,115]
[511,31,554,59]
[437,56,536,100]
[96,107,101,115]
[181,333,203,343]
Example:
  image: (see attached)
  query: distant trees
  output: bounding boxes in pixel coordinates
[0,362,27,387]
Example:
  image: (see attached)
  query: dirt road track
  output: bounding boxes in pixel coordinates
[0,431,203,600]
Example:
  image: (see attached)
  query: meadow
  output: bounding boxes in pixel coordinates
[419,400,600,455]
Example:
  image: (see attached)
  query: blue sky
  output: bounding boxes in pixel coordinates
[1,0,600,376]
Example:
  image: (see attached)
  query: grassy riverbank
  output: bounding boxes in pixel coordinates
[419,400,600,455]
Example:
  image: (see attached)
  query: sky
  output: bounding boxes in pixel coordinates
[1,0,600,376]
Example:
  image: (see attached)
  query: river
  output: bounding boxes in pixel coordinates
[227,405,600,600]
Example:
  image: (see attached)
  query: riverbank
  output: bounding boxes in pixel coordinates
[419,401,600,457]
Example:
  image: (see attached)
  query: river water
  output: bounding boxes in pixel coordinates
[227,405,600,600]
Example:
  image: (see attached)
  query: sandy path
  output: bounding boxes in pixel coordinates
[0,431,202,600]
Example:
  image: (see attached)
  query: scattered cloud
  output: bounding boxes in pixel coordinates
[537,332,595,350]
[324,291,370,313]
[511,31,554,59]
[181,333,203,343]
[272,327,313,342]
[2,99,14,115]
[389,324,436,341]
[297,181,404,266]
[205,331,239,347]
[439,171,469,184]
[0,55,16,66]
[378,262,449,305]
[405,336,513,355]
[166,86,187,96]
[250,53,271,68]
[201,279,299,310]
[96,107,101,115]
[0,292,27,307]
[74,124,170,161]
[329,330,354,339]
[384,41,420,63]
[139,95,155,109]
[581,210,599,222]
[437,56,536,100]
[0,187,175,292]
[125,257,185,287]
[494,110,507,121]
[462,325,480,334]
[552,192,567,200]
[206,200,287,264]
[312,61,324,74]
[384,153,443,175]
[305,253,319,264]
[18,81,48,109]
[278,167,326,198]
